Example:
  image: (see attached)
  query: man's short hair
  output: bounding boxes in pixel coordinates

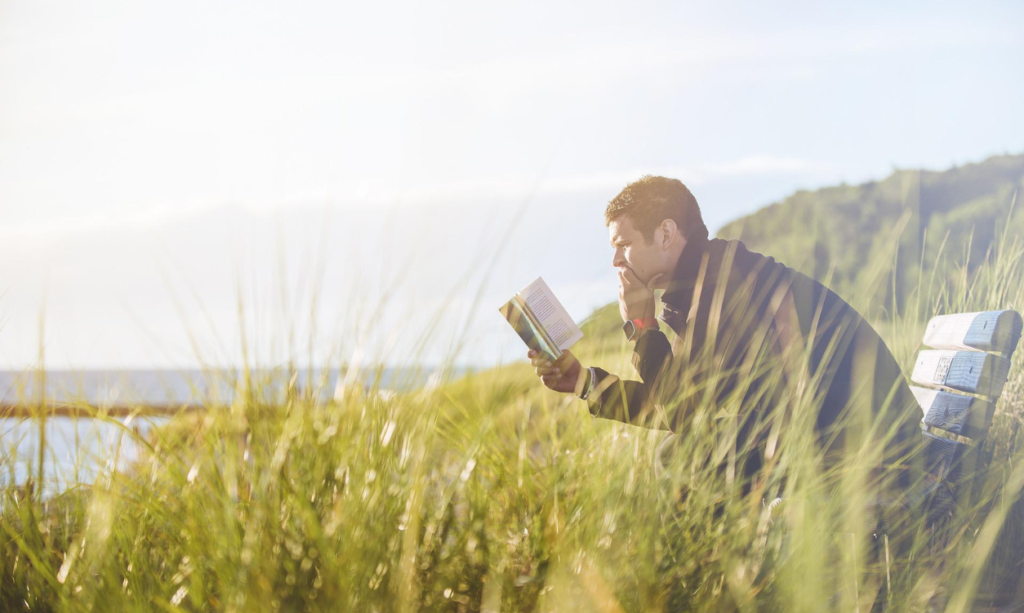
[604,175,709,244]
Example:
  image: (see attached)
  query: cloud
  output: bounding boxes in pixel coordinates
[0,154,839,244]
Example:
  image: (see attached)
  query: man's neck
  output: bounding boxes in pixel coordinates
[667,234,711,288]
[654,240,689,291]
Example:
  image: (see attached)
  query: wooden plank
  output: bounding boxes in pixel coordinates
[0,402,202,418]
[921,430,985,486]
[922,310,1023,355]
[911,350,1012,398]
[911,385,995,440]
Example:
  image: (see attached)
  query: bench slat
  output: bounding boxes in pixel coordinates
[911,350,1012,398]
[921,431,985,485]
[922,310,1024,355]
[911,385,994,440]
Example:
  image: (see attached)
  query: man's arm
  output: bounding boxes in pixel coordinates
[583,328,675,430]
[578,265,682,429]
[632,327,674,383]
[528,265,680,429]
[526,328,676,430]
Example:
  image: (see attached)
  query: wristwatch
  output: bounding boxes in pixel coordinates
[622,318,659,341]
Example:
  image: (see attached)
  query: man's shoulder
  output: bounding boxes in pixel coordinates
[710,238,833,291]
[708,238,866,321]
[706,237,792,287]
[708,237,777,269]
[662,237,863,325]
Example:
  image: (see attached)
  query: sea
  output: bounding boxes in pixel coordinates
[0,366,457,497]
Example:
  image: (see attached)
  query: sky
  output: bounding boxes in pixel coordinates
[1,0,1022,371]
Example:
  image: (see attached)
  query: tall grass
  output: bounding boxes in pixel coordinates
[2,217,1024,612]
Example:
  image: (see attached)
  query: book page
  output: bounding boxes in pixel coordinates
[520,277,584,351]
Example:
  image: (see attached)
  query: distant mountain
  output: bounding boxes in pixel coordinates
[716,153,1024,316]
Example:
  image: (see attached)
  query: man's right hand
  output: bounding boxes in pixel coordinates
[618,266,662,323]
[528,349,583,395]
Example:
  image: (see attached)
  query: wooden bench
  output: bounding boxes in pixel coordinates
[909,309,1023,607]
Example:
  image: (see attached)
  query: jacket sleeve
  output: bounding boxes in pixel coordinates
[585,329,675,430]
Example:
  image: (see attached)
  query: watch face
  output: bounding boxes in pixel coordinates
[622,320,637,340]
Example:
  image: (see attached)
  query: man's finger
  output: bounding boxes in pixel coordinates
[620,267,647,290]
[617,267,631,287]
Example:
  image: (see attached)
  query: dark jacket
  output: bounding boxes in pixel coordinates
[587,235,922,490]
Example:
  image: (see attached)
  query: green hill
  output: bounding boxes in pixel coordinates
[715,153,1024,318]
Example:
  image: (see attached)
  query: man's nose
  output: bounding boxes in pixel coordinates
[612,251,625,268]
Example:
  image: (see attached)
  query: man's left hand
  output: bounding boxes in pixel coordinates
[618,267,662,322]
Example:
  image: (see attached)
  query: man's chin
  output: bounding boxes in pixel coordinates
[633,270,662,289]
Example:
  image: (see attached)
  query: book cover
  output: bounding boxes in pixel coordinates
[499,277,583,360]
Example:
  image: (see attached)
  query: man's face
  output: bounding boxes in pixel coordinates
[608,216,671,287]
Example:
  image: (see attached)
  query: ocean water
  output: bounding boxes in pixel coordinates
[0,366,457,496]
[1,415,168,497]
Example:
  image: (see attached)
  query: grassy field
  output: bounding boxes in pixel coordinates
[3,226,1024,612]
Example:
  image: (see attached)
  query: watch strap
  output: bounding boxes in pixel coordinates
[623,317,659,341]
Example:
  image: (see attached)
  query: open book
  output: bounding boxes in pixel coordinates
[499,277,583,360]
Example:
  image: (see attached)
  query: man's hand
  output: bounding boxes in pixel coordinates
[618,267,662,323]
[528,349,583,394]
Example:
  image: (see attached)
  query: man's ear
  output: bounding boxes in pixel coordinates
[660,219,678,249]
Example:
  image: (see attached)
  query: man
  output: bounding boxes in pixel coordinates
[528,175,923,503]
